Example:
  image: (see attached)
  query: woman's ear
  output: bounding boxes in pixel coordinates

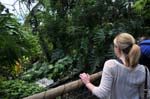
[116,47,122,56]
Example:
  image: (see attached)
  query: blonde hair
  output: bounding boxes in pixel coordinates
[114,33,141,68]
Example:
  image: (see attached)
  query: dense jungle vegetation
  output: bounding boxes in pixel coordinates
[0,0,150,98]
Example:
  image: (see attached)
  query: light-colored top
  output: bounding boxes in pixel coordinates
[92,59,150,99]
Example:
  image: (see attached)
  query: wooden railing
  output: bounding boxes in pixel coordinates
[23,71,102,99]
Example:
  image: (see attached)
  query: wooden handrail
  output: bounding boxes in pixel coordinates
[23,71,102,99]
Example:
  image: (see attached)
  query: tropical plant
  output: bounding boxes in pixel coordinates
[22,0,117,74]
[0,3,42,78]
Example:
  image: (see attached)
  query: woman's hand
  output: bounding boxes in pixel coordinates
[79,73,90,85]
[80,73,95,92]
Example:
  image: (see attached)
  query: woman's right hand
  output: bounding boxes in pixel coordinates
[79,73,90,85]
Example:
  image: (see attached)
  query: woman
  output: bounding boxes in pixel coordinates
[80,33,150,99]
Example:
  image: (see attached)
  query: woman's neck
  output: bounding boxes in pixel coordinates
[119,55,126,65]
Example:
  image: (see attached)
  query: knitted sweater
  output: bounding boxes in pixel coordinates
[92,59,150,99]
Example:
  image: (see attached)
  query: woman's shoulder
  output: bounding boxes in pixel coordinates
[135,64,146,73]
[103,59,119,75]
[104,59,118,68]
[104,59,128,70]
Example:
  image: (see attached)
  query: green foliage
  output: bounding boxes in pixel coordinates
[49,56,73,79]
[21,28,42,64]
[22,0,122,74]
[0,6,24,77]
[133,0,150,25]
[5,0,150,78]
[19,0,150,76]
[0,80,45,99]
[21,61,50,82]
[0,2,43,78]
[133,0,147,12]
[21,56,74,82]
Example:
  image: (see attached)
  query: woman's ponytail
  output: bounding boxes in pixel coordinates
[128,44,141,68]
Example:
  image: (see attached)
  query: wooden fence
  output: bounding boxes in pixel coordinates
[23,71,102,99]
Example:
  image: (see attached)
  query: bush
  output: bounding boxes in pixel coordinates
[0,80,45,99]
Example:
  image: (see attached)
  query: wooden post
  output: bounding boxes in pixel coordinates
[23,71,102,99]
